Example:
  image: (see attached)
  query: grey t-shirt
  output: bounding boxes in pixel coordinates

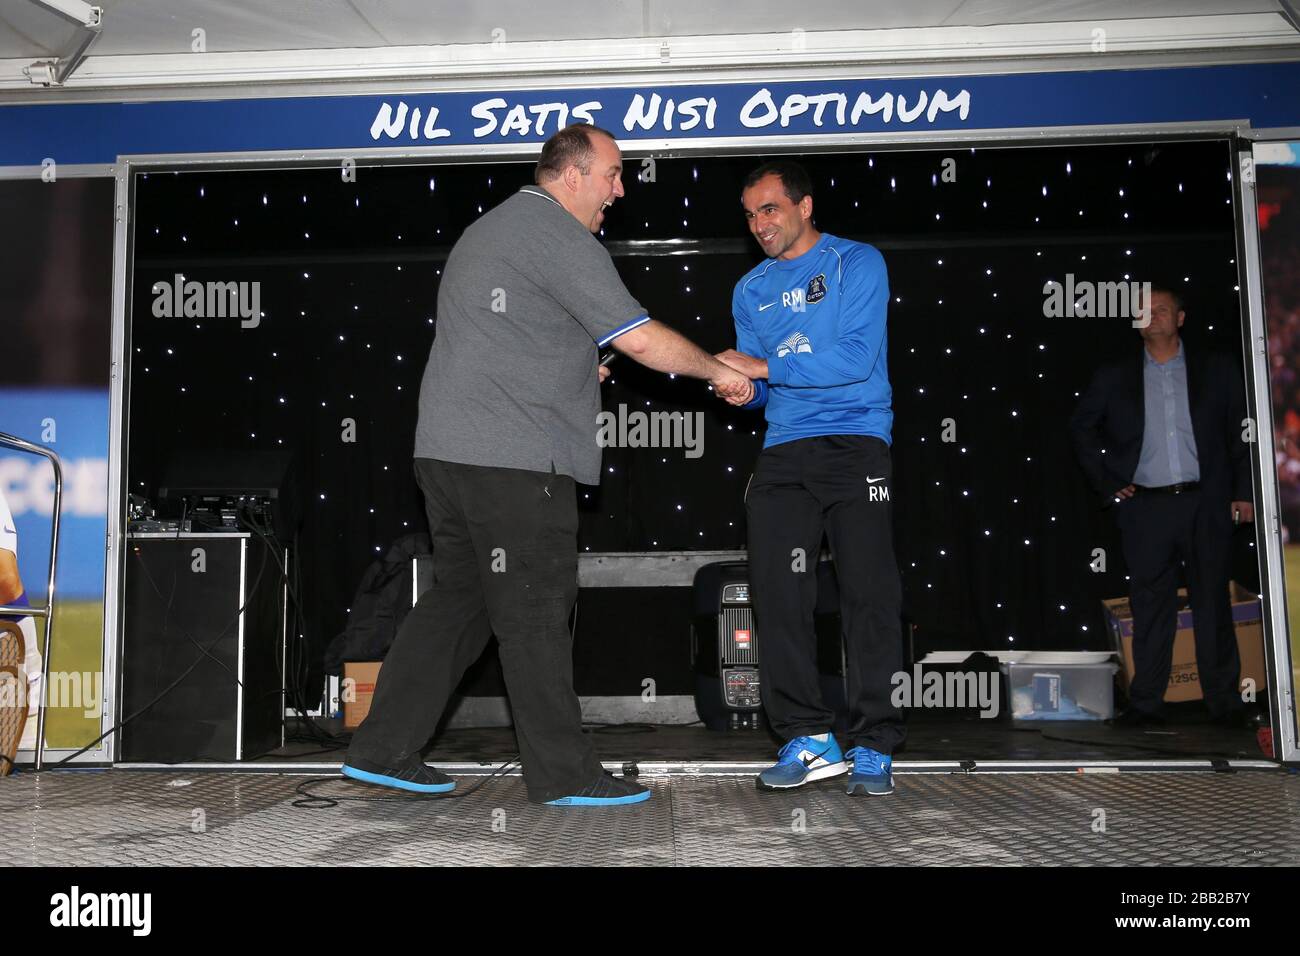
[415,185,649,485]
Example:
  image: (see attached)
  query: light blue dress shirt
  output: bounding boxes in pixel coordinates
[1133,341,1200,487]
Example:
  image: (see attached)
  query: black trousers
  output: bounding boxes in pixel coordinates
[746,435,906,754]
[1114,489,1243,717]
[346,458,604,803]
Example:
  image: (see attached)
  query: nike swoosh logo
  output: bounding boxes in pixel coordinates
[800,753,820,767]
[865,476,886,484]
[758,302,777,311]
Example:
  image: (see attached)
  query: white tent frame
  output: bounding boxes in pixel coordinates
[3,45,1295,769]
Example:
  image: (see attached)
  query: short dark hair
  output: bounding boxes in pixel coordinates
[742,160,813,205]
[1148,283,1186,314]
[535,124,618,184]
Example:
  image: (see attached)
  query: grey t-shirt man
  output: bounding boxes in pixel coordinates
[415,185,649,485]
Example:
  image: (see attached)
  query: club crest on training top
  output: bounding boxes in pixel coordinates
[806,273,827,303]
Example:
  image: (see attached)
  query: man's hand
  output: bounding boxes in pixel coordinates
[1113,484,1136,501]
[710,363,755,406]
[598,365,611,384]
[607,320,755,398]
[1231,501,1254,524]
[715,349,768,381]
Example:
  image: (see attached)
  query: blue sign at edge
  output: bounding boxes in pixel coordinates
[1,61,1299,168]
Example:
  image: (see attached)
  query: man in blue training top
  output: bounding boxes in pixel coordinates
[716,160,905,796]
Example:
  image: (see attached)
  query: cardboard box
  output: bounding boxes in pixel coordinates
[1101,583,1266,703]
[342,661,382,729]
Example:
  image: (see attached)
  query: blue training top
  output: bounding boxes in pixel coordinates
[732,232,893,449]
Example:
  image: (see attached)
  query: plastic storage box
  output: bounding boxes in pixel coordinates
[999,652,1120,721]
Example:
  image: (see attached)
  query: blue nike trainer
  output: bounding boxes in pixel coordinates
[845,746,894,796]
[756,735,847,791]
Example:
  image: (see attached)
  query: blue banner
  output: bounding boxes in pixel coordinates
[3,62,1300,167]
[0,390,109,599]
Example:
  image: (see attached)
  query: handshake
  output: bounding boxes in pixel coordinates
[711,348,767,407]
[596,325,768,408]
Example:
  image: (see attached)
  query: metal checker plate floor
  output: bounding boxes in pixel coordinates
[2,769,1298,866]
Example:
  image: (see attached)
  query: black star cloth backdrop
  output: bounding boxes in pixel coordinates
[127,139,1262,697]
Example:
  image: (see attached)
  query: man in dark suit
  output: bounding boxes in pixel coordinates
[1071,285,1254,727]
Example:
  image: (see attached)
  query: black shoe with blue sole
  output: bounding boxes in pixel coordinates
[341,754,456,794]
[545,772,651,806]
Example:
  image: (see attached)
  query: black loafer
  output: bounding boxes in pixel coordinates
[544,773,651,806]
[341,754,456,793]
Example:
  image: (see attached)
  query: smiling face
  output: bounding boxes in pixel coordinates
[742,173,815,260]
[569,132,625,233]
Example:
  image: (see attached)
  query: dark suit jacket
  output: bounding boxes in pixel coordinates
[1069,344,1253,509]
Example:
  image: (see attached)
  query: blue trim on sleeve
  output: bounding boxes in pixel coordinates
[742,379,769,409]
[597,313,650,348]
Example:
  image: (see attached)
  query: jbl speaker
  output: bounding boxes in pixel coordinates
[120,533,285,762]
[691,560,850,733]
